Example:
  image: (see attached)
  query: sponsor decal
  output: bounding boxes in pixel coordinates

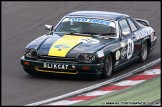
[48,35,91,57]
[54,44,70,51]
[134,27,154,39]
[121,47,127,59]
[97,50,104,58]
[127,39,134,59]
[80,38,100,44]
[120,42,126,48]
[62,17,115,27]
[115,50,120,60]
[68,17,110,25]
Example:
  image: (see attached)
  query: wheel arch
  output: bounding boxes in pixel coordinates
[146,39,151,54]
[104,52,116,67]
[142,36,151,55]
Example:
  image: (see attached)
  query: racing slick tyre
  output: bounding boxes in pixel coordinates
[102,54,113,78]
[138,40,148,63]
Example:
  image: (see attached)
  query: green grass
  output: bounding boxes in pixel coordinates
[72,76,161,106]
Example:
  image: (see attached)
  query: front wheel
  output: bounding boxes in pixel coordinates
[138,40,148,62]
[102,54,113,78]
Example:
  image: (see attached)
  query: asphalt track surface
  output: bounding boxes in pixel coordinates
[2,1,161,105]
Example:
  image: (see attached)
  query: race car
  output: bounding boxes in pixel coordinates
[21,11,157,79]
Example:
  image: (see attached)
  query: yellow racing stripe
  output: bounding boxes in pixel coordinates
[48,35,91,57]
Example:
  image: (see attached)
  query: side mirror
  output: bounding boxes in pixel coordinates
[45,24,53,31]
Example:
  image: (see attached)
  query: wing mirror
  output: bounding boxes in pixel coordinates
[45,24,53,31]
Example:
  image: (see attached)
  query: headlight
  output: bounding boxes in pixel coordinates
[77,54,95,63]
[24,48,38,58]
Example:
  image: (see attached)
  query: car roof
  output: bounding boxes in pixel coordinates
[66,11,129,21]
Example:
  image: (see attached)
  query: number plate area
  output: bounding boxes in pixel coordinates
[35,63,77,74]
[43,63,69,69]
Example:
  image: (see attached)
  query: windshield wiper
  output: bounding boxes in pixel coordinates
[66,32,92,36]
[54,32,103,38]
[80,32,103,38]
[81,32,99,35]
[53,32,93,37]
[101,33,116,37]
[65,32,102,38]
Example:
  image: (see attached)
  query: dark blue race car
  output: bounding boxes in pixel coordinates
[21,11,157,80]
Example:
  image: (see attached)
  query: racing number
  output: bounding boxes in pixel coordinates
[128,42,132,56]
[127,39,134,59]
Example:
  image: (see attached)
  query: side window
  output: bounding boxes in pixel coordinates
[119,19,131,35]
[127,18,137,32]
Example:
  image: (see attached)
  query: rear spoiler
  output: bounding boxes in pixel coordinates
[134,18,149,26]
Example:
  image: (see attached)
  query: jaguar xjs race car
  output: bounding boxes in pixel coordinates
[21,11,157,79]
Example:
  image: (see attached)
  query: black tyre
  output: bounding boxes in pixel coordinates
[138,40,148,62]
[102,54,113,78]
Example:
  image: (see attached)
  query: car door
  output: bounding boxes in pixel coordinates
[118,18,139,64]
[127,17,142,56]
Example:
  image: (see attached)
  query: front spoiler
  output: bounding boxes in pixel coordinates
[21,56,104,76]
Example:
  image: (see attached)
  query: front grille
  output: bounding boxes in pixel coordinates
[37,55,77,63]
[35,66,78,74]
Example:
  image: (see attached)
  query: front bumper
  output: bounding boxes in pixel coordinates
[21,56,104,76]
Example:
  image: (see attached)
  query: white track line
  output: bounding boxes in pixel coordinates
[142,69,160,75]
[82,90,115,96]
[45,100,84,106]
[26,58,160,106]
[115,80,145,86]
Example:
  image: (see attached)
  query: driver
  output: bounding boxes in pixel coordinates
[70,22,82,33]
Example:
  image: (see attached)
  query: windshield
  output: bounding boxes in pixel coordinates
[54,17,116,37]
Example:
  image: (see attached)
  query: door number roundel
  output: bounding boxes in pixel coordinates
[127,39,134,59]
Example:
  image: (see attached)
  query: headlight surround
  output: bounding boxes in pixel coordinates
[24,48,38,58]
[77,54,96,63]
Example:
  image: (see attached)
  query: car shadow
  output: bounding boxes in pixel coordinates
[25,72,99,81]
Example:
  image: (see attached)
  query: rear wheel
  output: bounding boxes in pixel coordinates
[138,40,148,62]
[102,54,113,78]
